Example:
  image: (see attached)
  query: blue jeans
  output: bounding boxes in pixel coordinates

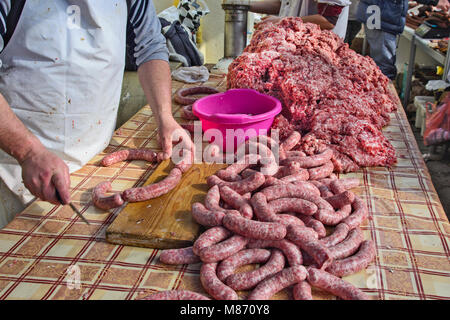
[364,26,398,80]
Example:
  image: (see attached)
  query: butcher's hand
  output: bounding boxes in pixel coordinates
[157,117,194,162]
[19,146,71,205]
[255,15,282,28]
[436,0,450,12]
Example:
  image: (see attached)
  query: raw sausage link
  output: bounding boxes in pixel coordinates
[101,149,158,167]
[286,225,333,269]
[216,154,260,182]
[310,181,334,198]
[280,131,301,152]
[247,265,308,300]
[122,168,182,202]
[204,185,234,214]
[325,191,355,209]
[207,172,266,195]
[279,170,309,183]
[261,182,321,201]
[225,249,285,291]
[298,215,327,238]
[281,149,333,168]
[314,204,352,226]
[329,227,364,260]
[342,196,369,230]
[159,246,201,265]
[275,214,305,228]
[174,86,220,105]
[293,281,313,300]
[181,104,198,120]
[307,268,370,300]
[320,223,350,247]
[247,239,303,266]
[216,249,271,282]
[200,262,238,300]
[199,235,249,263]
[219,185,253,219]
[274,162,302,179]
[92,181,124,210]
[140,290,211,300]
[308,161,335,180]
[193,226,232,256]
[268,198,318,216]
[173,148,193,174]
[326,240,376,277]
[191,202,226,227]
[222,212,287,241]
[250,192,279,222]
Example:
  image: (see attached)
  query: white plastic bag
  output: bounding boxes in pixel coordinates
[171,66,210,83]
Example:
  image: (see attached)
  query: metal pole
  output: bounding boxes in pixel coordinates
[403,35,417,108]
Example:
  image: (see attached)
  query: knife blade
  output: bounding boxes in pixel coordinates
[55,191,90,225]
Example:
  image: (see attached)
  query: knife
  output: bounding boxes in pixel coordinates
[55,190,90,225]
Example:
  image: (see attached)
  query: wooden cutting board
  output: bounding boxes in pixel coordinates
[105,160,226,249]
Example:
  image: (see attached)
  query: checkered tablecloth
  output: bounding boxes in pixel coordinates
[0,75,448,300]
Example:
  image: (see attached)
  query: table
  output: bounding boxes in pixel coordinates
[401,26,450,107]
[0,76,448,300]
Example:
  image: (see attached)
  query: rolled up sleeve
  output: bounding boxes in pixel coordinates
[128,0,169,67]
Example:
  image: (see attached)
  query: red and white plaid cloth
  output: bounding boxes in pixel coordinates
[0,76,448,300]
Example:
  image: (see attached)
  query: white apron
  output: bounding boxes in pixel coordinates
[0,0,128,204]
[279,0,350,39]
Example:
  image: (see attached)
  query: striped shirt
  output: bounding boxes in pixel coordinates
[0,0,168,67]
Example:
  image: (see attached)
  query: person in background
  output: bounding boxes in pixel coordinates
[357,0,450,80]
[249,0,352,39]
[0,1,193,228]
[344,0,361,45]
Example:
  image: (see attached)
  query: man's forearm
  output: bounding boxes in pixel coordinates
[0,93,44,164]
[137,59,173,126]
[249,0,281,14]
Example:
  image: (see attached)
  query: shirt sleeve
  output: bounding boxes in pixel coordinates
[0,0,12,53]
[127,0,169,67]
[416,0,440,5]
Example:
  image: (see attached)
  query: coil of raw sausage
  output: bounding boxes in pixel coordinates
[308,161,335,181]
[222,212,287,241]
[225,249,286,291]
[293,281,313,300]
[298,215,327,238]
[159,246,201,265]
[281,149,333,168]
[193,226,232,255]
[200,262,238,300]
[250,192,279,222]
[216,249,271,282]
[247,239,303,266]
[101,149,158,167]
[320,223,350,247]
[273,162,302,179]
[310,181,334,198]
[279,171,309,183]
[286,225,332,269]
[174,86,220,105]
[181,104,198,120]
[329,227,364,260]
[326,240,376,277]
[314,204,352,226]
[92,181,124,210]
[307,268,370,300]
[199,235,249,263]
[261,182,321,201]
[275,214,305,228]
[342,196,369,230]
[268,198,318,216]
[216,154,260,182]
[247,265,308,300]
[191,202,227,227]
[325,191,355,209]
[122,167,182,202]
[140,290,211,300]
[207,172,265,195]
[280,131,301,153]
[204,185,234,214]
[219,185,253,219]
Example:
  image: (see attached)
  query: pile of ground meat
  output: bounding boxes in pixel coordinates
[227,18,399,173]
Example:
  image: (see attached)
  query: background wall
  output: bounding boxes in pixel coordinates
[154,0,225,64]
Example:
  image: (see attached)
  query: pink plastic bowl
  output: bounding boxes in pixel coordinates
[192,89,282,152]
